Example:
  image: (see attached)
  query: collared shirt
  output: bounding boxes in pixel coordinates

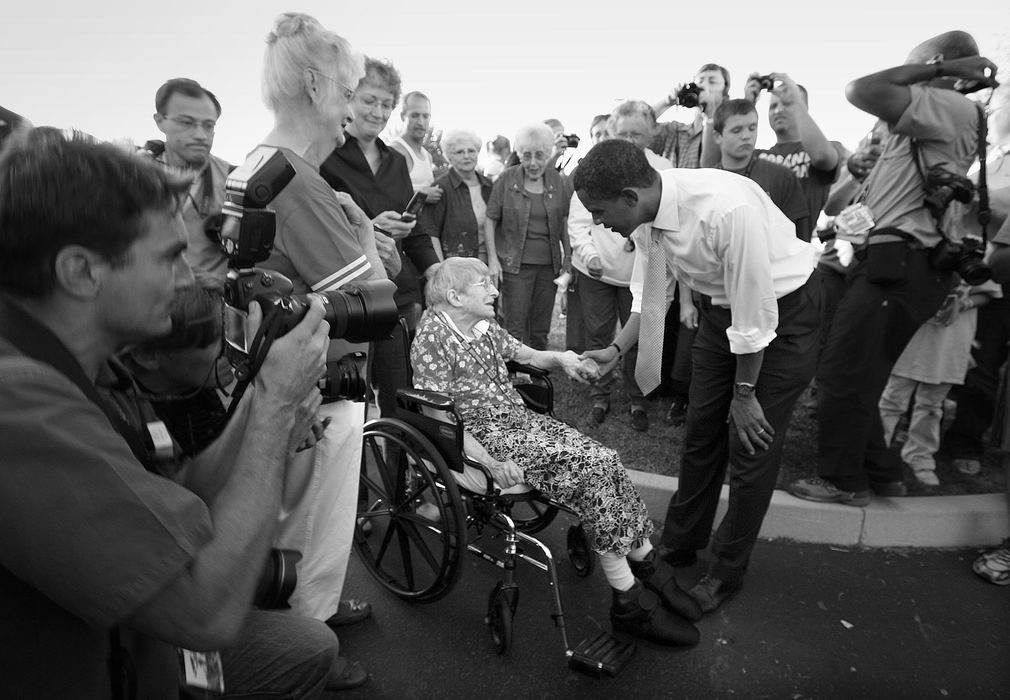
[630,169,817,354]
[568,149,673,286]
[320,133,440,309]
[650,117,704,169]
[860,85,978,248]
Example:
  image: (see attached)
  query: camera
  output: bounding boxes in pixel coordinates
[674,82,703,109]
[220,146,399,401]
[755,75,776,92]
[928,236,991,285]
[922,165,976,219]
[563,133,581,149]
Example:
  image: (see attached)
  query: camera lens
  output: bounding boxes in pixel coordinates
[316,278,399,342]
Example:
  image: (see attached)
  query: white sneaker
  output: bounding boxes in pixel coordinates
[913,469,940,486]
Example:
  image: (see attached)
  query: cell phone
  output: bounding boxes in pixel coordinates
[400,192,427,222]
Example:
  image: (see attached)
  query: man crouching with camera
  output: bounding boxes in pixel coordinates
[790,31,998,507]
[0,128,337,697]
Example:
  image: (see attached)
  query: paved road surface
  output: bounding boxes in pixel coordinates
[328,521,1008,699]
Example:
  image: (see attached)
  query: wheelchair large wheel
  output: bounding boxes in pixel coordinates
[355,418,467,603]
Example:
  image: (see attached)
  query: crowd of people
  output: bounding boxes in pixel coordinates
[1,14,1008,698]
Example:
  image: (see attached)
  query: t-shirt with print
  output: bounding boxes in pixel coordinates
[757,140,841,240]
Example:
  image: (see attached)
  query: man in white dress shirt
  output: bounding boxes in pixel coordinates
[577,139,820,613]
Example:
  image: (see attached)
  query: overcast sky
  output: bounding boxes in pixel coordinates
[4,0,1007,164]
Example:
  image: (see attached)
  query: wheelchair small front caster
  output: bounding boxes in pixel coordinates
[485,582,519,654]
[566,525,595,577]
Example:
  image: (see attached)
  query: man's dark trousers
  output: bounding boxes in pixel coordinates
[816,248,953,491]
[659,281,820,582]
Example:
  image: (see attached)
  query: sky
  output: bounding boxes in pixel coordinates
[3,0,1008,165]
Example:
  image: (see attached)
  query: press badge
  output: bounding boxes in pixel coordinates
[179,648,225,693]
[834,203,875,245]
[145,420,175,461]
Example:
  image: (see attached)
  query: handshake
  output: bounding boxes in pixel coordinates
[556,350,603,384]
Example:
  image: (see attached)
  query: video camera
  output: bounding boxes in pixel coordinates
[219,146,399,402]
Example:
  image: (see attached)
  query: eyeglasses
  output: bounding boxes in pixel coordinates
[519,151,549,164]
[311,69,356,102]
[165,115,217,133]
[357,94,396,112]
[468,279,497,291]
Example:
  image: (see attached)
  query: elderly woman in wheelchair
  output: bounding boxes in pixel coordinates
[408,257,702,647]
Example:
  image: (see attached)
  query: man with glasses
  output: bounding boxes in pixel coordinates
[146,78,232,279]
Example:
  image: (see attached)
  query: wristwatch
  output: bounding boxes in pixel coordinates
[733,382,756,399]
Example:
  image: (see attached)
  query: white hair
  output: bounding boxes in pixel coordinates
[513,123,554,154]
[425,258,488,310]
[261,12,364,112]
[440,128,482,155]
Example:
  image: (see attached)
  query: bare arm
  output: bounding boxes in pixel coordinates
[124,301,329,649]
[484,217,501,283]
[845,56,997,125]
[772,73,839,172]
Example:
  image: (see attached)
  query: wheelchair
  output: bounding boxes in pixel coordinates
[353,362,635,677]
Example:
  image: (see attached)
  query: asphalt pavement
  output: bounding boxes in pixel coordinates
[327,522,1009,700]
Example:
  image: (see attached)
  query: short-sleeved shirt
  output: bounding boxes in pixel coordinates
[0,334,213,698]
[757,139,843,239]
[722,157,810,239]
[410,310,524,420]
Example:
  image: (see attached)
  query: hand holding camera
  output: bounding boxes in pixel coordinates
[934,55,1000,93]
[248,295,330,404]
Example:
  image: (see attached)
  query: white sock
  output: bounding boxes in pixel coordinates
[628,540,654,562]
[600,552,635,591]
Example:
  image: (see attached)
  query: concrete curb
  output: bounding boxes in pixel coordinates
[628,469,1010,549]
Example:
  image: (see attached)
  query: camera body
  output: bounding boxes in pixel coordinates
[220,146,399,401]
[675,82,703,109]
[563,133,581,149]
[928,236,991,285]
[756,74,776,92]
[922,165,975,220]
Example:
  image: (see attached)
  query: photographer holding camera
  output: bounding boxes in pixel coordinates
[0,128,336,697]
[651,63,730,168]
[789,31,999,507]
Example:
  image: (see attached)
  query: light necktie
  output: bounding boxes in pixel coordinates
[635,228,668,395]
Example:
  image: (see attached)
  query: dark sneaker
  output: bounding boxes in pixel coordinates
[590,403,609,425]
[688,574,742,614]
[630,407,649,432]
[325,598,372,627]
[629,550,702,621]
[664,396,688,426]
[657,545,698,568]
[788,477,871,507]
[610,581,700,647]
[871,480,908,497]
[972,538,1010,586]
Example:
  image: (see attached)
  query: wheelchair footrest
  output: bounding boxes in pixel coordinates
[567,630,636,677]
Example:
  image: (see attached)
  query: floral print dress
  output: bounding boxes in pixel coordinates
[410,310,653,555]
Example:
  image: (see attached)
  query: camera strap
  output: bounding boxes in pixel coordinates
[910,102,990,242]
[224,302,287,419]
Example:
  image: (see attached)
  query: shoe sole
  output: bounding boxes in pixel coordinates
[787,487,871,507]
[972,560,1010,585]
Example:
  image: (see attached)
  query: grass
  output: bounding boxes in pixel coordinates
[544,297,1007,497]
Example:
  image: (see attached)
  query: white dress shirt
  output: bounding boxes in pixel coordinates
[630,168,817,354]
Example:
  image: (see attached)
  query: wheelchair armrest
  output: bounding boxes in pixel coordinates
[505,360,550,379]
[395,388,456,414]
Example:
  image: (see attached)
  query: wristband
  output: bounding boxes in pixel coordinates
[609,341,623,356]
[932,61,944,79]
